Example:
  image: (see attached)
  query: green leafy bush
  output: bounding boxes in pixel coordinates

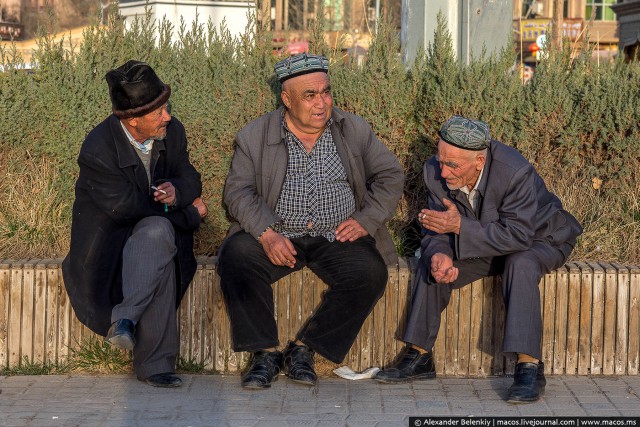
[1,11,639,263]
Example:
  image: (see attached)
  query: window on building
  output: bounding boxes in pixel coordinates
[585,0,617,21]
[522,0,536,18]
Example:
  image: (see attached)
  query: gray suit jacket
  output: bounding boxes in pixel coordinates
[223,106,404,265]
[421,140,582,261]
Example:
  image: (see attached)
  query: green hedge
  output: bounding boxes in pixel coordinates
[1,12,639,262]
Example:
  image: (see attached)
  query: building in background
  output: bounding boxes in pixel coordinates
[611,0,640,61]
[0,0,23,39]
[1,0,102,40]
[257,0,401,52]
[117,0,255,41]
[513,0,619,63]
[400,0,515,65]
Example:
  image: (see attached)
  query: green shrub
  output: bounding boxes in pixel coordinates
[1,10,639,263]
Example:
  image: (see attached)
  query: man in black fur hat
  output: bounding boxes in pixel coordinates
[62,60,207,387]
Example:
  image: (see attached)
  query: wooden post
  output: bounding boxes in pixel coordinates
[552,0,563,50]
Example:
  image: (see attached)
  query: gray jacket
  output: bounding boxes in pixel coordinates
[421,140,582,261]
[223,106,404,264]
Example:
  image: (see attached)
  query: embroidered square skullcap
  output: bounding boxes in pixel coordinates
[275,53,329,83]
[438,115,490,151]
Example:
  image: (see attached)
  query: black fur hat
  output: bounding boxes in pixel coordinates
[105,60,171,119]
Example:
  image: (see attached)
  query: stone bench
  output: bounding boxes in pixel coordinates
[0,258,638,376]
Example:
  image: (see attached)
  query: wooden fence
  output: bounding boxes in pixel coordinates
[0,258,638,376]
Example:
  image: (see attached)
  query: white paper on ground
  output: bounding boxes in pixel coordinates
[333,366,380,380]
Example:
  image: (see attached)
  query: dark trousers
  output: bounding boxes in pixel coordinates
[402,241,568,361]
[111,216,179,379]
[217,232,388,363]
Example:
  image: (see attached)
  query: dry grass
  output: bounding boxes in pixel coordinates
[1,150,639,265]
[553,173,640,264]
[0,152,69,259]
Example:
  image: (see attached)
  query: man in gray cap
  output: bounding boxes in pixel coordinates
[62,60,207,387]
[218,53,404,389]
[374,115,582,403]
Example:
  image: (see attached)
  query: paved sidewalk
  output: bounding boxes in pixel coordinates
[1,373,639,427]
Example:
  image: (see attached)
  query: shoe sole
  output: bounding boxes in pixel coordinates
[145,379,182,388]
[507,386,545,404]
[507,396,540,404]
[286,375,317,386]
[374,372,436,384]
[242,373,279,389]
[107,335,134,351]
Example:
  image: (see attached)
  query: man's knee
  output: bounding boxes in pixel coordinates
[131,216,176,249]
[218,232,263,274]
[504,251,542,276]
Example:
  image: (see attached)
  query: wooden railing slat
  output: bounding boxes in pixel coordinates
[576,261,593,375]
[588,261,605,375]
[468,279,483,376]
[553,266,569,375]
[0,259,638,376]
[0,260,11,367]
[627,266,640,375]
[612,263,630,375]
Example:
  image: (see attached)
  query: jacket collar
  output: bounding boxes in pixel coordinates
[108,115,166,169]
[266,106,347,145]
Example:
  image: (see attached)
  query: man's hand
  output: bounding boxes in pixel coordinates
[430,253,458,284]
[418,198,461,235]
[259,228,297,268]
[153,181,177,206]
[192,197,208,218]
[335,218,368,242]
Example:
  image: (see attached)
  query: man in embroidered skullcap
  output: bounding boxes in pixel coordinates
[218,52,404,389]
[374,115,583,404]
[62,60,207,388]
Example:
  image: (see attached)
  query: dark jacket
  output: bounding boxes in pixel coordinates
[421,140,582,261]
[62,115,202,336]
[223,106,404,265]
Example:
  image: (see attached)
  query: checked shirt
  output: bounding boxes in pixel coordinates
[274,117,356,241]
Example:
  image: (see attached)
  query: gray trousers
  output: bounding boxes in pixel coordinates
[111,216,178,379]
[403,241,568,361]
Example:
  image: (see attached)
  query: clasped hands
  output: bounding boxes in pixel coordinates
[259,218,367,268]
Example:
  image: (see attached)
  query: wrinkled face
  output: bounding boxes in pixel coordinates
[281,72,332,136]
[127,103,171,142]
[436,139,486,190]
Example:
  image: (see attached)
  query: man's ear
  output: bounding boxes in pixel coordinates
[281,90,290,109]
[475,153,486,170]
[126,117,138,127]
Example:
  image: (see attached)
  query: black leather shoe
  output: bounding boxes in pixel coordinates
[242,350,283,389]
[283,342,317,386]
[507,362,546,403]
[142,372,182,388]
[374,346,436,383]
[106,319,135,351]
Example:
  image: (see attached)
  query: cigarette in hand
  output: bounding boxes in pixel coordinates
[151,185,167,195]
